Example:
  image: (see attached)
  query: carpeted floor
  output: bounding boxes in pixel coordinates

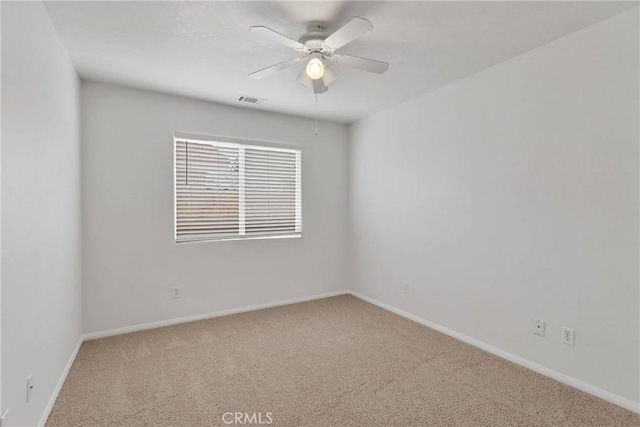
[47,295,640,426]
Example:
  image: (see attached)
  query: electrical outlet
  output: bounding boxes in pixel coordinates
[1,408,10,427]
[173,287,181,298]
[402,282,409,295]
[561,327,575,346]
[533,319,545,337]
[26,374,34,403]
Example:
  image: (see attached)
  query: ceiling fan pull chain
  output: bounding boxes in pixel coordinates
[315,94,319,136]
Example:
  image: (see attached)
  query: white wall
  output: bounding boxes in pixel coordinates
[0,0,4,419]
[1,2,82,426]
[349,8,639,405]
[81,81,349,334]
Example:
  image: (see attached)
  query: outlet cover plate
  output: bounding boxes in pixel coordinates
[402,282,409,295]
[1,408,9,427]
[561,326,575,346]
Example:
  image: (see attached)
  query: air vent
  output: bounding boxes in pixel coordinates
[238,95,265,104]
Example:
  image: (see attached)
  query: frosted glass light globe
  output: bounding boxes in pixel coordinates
[306,57,325,80]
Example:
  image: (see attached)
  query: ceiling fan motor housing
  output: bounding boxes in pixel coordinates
[298,24,327,42]
[297,24,335,59]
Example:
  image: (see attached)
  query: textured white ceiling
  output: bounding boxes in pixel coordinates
[44,1,636,123]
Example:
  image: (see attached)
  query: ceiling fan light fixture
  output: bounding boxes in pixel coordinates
[305,53,324,80]
[249,17,388,94]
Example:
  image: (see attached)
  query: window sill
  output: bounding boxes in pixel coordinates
[175,234,302,244]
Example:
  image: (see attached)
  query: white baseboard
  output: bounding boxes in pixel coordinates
[348,290,640,414]
[84,290,350,340]
[38,335,84,427]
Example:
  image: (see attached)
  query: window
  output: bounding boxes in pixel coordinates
[175,137,302,242]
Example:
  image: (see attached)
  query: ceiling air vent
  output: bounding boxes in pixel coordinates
[238,95,265,105]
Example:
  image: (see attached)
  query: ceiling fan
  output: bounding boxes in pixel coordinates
[249,17,389,94]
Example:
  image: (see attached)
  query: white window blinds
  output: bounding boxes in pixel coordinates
[175,138,302,242]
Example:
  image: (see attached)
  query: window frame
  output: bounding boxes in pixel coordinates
[173,134,302,244]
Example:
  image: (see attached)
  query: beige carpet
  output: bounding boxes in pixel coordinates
[47,295,640,426]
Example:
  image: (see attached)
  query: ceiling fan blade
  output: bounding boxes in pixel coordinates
[250,26,306,50]
[322,17,373,50]
[298,70,313,88]
[249,58,302,79]
[333,54,389,74]
[312,79,328,94]
[322,66,338,86]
